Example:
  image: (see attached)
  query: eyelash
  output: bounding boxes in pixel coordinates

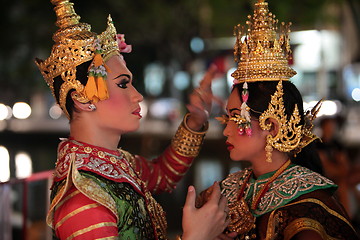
[117,79,130,89]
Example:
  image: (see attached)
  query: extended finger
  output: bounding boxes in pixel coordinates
[200,64,218,89]
[219,194,228,209]
[184,185,196,211]
[208,182,222,204]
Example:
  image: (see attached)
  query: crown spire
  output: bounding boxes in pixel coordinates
[35,0,122,119]
[50,0,93,43]
[232,0,296,83]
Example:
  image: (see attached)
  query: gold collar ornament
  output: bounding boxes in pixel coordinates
[35,0,131,119]
[217,0,321,155]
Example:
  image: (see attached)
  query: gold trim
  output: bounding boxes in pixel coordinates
[182,113,209,135]
[153,172,163,193]
[266,198,356,239]
[161,155,185,177]
[55,203,100,230]
[65,222,117,240]
[72,164,118,221]
[56,189,80,209]
[95,237,118,240]
[284,218,337,240]
[168,150,191,168]
[47,153,78,228]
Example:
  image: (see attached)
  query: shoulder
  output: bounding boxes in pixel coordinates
[266,190,358,240]
[119,149,137,167]
[53,186,118,239]
[222,168,251,186]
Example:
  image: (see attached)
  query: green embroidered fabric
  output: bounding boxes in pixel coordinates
[51,171,156,239]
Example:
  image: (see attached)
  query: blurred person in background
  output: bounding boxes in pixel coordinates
[317,116,353,216]
[35,0,229,239]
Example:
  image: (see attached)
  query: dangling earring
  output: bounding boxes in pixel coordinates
[88,104,97,111]
[265,138,273,163]
[237,126,245,135]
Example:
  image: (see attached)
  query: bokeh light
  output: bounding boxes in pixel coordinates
[13,102,31,119]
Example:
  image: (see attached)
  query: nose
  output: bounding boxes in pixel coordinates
[132,86,143,103]
[223,123,230,137]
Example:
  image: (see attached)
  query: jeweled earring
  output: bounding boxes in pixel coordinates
[237,126,245,135]
[88,104,97,111]
[265,138,273,163]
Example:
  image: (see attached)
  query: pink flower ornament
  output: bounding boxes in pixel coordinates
[116,34,132,53]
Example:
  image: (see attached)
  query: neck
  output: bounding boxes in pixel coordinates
[251,151,289,177]
[70,118,121,151]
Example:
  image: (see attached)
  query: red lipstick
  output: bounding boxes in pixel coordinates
[226,141,234,151]
[132,108,142,118]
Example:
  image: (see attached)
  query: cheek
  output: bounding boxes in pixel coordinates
[96,93,131,118]
[106,91,130,108]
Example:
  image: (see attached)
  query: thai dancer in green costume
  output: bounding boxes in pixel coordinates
[35,0,230,239]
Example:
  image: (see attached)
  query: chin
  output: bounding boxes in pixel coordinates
[118,124,140,135]
[128,124,141,132]
[230,153,243,162]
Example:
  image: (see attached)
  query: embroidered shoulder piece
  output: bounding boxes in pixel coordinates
[221,168,252,203]
[54,139,142,192]
[266,198,359,239]
[254,165,336,216]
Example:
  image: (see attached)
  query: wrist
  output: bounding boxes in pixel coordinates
[171,113,208,157]
[183,113,208,133]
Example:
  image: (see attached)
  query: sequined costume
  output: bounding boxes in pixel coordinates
[197,164,359,239]
[47,117,207,240]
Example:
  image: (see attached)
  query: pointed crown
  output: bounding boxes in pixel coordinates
[35,0,120,118]
[231,0,297,83]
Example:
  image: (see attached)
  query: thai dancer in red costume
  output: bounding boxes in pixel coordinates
[197,0,359,239]
[35,0,229,239]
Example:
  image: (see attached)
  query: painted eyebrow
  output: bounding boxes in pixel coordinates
[229,108,241,113]
[113,74,131,80]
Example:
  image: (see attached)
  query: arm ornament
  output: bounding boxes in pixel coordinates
[171,113,208,157]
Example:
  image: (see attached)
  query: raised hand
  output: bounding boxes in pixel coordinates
[186,64,222,131]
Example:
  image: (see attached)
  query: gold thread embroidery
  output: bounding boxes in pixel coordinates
[95,237,118,240]
[153,172,163,193]
[162,155,185,177]
[283,218,337,240]
[72,166,118,222]
[168,149,191,168]
[254,166,334,215]
[65,222,117,240]
[287,198,355,231]
[55,203,100,229]
[56,190,80,209]
[266,198,356,239]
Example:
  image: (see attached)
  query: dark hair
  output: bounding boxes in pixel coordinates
[53,60,92,120]
[232,81,324,174]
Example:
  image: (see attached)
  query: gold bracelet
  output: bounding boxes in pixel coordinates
[171,113,208,157]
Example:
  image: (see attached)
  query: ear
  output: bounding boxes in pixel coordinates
[266,118,280,137]
[70,91,93,112]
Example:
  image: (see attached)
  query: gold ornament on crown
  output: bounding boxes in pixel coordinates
[231,0,297,83]
[223,0,321,155]
[35,0,122,119]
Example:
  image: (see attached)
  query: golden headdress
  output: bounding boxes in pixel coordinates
[231,0,296,83]
[35,0,130,119]
[218,0,321,158]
